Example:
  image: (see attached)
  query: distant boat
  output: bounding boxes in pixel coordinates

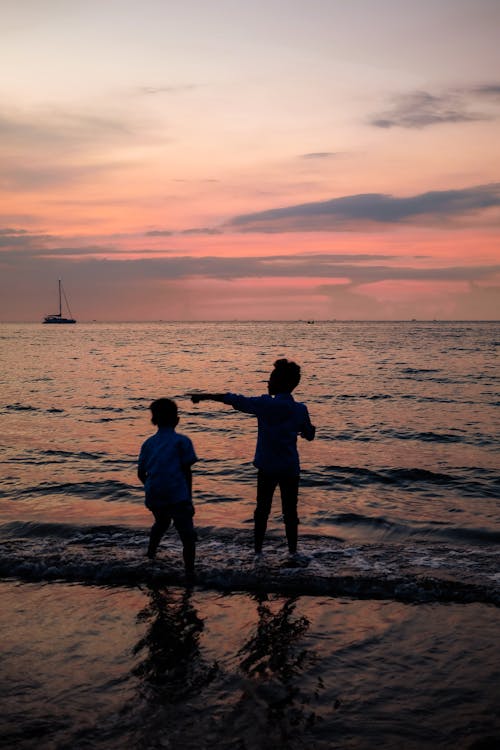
[43,280,76,324]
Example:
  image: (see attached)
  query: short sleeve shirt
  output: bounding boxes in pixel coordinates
[138,427,197,508]
[223,392,313,475]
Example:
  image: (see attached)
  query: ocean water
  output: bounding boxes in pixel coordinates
[1,321,499,749]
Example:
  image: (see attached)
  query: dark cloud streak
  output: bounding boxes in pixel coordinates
[228,184,500,232]
[370,84,500,129]
[299,152,338,159]
[1,239,498,286]
[471,84,500,99]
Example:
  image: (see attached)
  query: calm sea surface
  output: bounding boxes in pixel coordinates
[1,321,499,749]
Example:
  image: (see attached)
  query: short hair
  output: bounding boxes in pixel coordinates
[149,398,178,427]
[270,358,301,391]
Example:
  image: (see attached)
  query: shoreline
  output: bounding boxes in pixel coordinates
[1,529,498,605]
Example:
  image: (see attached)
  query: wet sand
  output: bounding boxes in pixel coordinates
[1,581,499,750]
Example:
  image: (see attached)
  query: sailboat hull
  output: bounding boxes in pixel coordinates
[43,316,76,324]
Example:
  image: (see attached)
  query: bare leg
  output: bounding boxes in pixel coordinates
[174,504,197,579]
[182,540,196,577]
[147,509,171,559]
[279,475,300,554]
[254,470,277,553]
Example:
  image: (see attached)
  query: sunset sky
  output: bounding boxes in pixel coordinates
[1,0,499,320]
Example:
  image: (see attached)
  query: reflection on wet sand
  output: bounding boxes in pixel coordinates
[125,587,500,750]
[2,580,498,749]
[133,585,219,703]
[228,595,324,749]
[131,589,324,749]
[239,595,310,679]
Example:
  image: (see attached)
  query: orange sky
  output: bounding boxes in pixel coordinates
[1,0,499,320]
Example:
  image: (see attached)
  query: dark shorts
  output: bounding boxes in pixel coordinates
[147,501,196,543]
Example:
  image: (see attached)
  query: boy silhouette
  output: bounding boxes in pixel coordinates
[138,398,197,579]
[191,359,315,557]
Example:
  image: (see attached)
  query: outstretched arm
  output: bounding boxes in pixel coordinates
[190,393,227,404]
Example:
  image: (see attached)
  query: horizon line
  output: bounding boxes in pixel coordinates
[1,319,499,325]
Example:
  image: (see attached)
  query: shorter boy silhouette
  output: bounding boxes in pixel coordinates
[138,398,197,579]
[191,359,315,556]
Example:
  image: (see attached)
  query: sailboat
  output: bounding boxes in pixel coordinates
[43,280,77,324]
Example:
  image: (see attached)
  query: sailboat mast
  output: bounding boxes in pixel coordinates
[43,279,76,323]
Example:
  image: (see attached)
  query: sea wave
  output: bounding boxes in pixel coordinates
[5,403,38,412]
[7,448,109,465]
[322,427,495,445]
[304,465,499,498]
[314,511,500,545]
[0,522,498,605]
[13,479,141,502]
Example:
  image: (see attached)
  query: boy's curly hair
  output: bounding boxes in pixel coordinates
[272,358,301,391]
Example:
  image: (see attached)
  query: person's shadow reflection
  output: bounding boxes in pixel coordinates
[132,585,218,703]
[232,594,319,747]
[239,595,310,681]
